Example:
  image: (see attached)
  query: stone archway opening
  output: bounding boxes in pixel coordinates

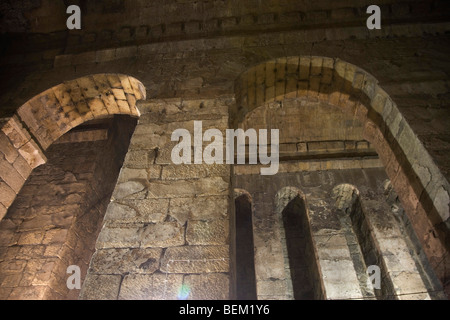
[0,74,146,300]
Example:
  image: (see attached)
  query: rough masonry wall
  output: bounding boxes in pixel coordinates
[0,116,136,300]
[234,165,446,299]
[80,97,233,300]
[2,1,449,55]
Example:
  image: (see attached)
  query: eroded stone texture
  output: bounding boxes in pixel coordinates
[119,273,184,300]
[235,167,447,300]
[0,116,136,300]
[186,220,229,245]
[90,248,162,275]
[1,1,449,301]
[79,274,122,300]
[82,98,232,300]
[184,273,230,300]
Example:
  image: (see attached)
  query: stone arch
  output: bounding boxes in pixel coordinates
[0,74,146,221]
[233,57,449,291]
[274,187,324,300]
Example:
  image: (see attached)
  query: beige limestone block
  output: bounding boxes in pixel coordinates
[140,222,185,248]
[184,273,229,300]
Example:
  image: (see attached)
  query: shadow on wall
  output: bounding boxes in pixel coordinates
[233,56,449,294]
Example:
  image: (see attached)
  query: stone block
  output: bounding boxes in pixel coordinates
[140,222,185,248]
[95,225,141,249]
[1,273,23,287]
[124,150,150,169]
[17,230,45,245]
[112,181,146,200]
[389,271,429,298]
[0,159,25,193]
[310,56,323,76]
[13,154,32,180]
[95,49,116,63]
[118,273,183,300]
[257,279,287,297]
[107,199,169,224]
[102,202,138,224]
[184,273,229,300]
[2,116,31,149]
[0,203,6,221]
[146,177,228,198]
[44,244,64,258]
[161,164,229,180]
[18,214,54,232]
[253,238,285,281]
[8,285,49,300]
[0,259,27,273]
[0,132,18,164]
[381,249,418,273]
[160,245,229,273]
[18,140,46,169]
[129,133,168,150]
[87,98,108,118]
[319,259,363,300]
[42,229,68,244]
[154,141,179,165]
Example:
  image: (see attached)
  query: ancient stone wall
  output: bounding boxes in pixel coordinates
[0,116,136,299]
[80,97,233,300]
[235,166,446,299]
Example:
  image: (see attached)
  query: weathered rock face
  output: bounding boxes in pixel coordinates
[0,0,449,301]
